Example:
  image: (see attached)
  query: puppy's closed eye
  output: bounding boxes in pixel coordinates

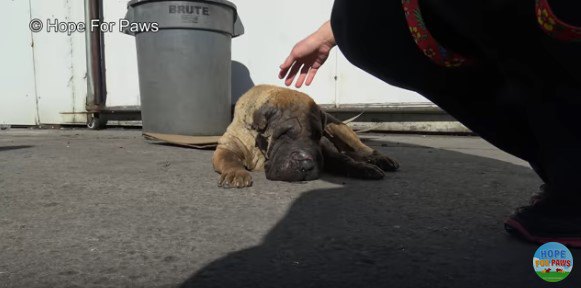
[273,125,292,139]
[273,118,300,140]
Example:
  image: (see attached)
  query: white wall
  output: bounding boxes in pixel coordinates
[231,1,338,104]
[1,0,432,126]
[29,0,88,124]
[103,0,142,107]
[335,54,429,105]
[103,0,431,110]
[0,1,39,125]
[231,1,429,106]
[0,0,87,126]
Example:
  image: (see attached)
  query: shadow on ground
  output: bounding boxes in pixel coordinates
[181,138,579,288]
[0,145,33,152]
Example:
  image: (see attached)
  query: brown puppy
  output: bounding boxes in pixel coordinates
[213,85,399,188]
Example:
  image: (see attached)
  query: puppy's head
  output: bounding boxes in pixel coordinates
[252,99,324,182]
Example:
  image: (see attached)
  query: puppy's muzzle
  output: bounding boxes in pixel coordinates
[291,150,316,172]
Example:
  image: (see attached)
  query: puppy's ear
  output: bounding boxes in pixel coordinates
[252,105,279,133]
[254,133,270,156]
[320,111,342,138]
[307,105,324,140]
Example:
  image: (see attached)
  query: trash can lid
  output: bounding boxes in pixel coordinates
[128,0,237,11]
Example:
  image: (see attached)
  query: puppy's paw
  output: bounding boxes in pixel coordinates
[352,162,385,180]
[218,169,253,188]
[366,150,399,172]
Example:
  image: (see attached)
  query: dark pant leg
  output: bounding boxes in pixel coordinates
[331,0,581,195]
[527,86,581,196]
[549,0,581,26]
[330,0,541,168]
[497,1,581,196]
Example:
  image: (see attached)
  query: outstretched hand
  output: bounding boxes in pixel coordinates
[279,21,337,88]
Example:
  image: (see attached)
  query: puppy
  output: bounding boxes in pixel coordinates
[213,85,399,188]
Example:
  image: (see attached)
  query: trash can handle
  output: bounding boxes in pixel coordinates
[123,6,136,36]
[233,12,244,38]
[122,1,244,38]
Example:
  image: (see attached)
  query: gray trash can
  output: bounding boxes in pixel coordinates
[125,0,244,136]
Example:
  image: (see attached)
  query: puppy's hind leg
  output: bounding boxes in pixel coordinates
[321,137,384,180]
[323,112,399,172]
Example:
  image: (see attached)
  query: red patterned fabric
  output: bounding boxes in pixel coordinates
[535,0,581,42]
[402,0,581,68]
[401,0,471,68]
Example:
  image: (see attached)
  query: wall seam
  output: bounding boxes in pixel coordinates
[333,49,339,108]
[28,0,41,125]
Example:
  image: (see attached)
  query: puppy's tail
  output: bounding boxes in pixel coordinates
[342,112,364,124]
[341,112,382,134]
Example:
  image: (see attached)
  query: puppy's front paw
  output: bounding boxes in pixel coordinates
[352,162,385,180]
[367,150,399,172]
[218,169,253,188]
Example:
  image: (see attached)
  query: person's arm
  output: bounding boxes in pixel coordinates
[278,21,337,88]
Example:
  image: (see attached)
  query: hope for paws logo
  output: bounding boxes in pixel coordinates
[533,242,573,282]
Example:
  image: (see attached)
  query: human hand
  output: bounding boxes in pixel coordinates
[279,21,337,88]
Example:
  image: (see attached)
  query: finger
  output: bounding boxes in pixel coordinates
[280,54,295,70]
[295,65,311,88]
[278,68,288,80]
[278,55,295,79]
[279,66,291,80]
[305,68,319,86]
[285,62,303,87]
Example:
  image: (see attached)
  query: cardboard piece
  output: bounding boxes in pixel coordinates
[143,132,220,149]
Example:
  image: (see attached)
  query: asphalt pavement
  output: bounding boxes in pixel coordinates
[0,128,578,288]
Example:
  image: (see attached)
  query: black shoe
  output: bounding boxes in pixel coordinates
[504,185,581,248]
